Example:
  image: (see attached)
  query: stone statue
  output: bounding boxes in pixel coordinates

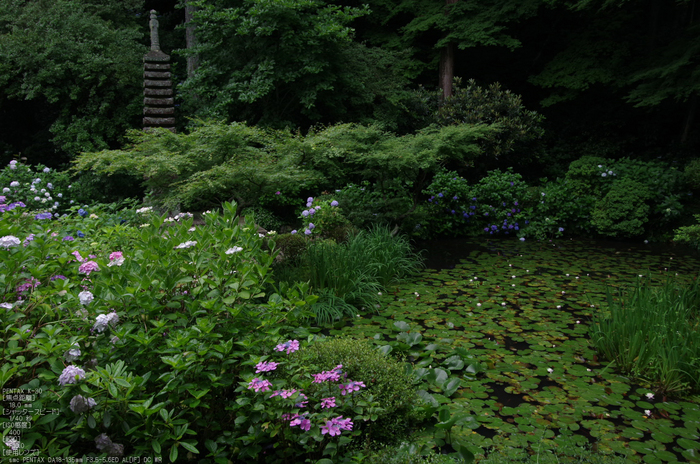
[149,10,160,51]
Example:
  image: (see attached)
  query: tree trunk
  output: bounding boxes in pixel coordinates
[185,3,199,78]
[681,92,697,145]
[439,41,455,100]
[438,0,459,100]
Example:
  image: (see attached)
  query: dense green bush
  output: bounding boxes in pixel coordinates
[298,337,420,444]
[423,169,529,238]
[72,121,322,212]
[673,214,700,249]
[522,178,596,240]
[334,180,415,231]
[434,79,545,163]
[591,178,652,237]
[1,200,330,461]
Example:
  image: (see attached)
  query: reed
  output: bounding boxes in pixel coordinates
[591,277,700,394]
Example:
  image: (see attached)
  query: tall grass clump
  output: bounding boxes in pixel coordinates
[275,225,424,324]
[590,277,700,394]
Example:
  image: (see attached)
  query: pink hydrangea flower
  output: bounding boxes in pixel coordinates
[255,361,279,373]
[321,397,336,408]
[312,365,343,383]
[247,377,272,393]
[79,261,100,275]
[274,340,300,354]
[321,416,353,436]
[108,251,124,267]
[339,380,366,395]
[290,414,311,431]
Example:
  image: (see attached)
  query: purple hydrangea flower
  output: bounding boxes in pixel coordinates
[58,365,86,386]
[275,340,300,354]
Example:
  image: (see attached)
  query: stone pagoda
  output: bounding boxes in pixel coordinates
[143,10,175,132]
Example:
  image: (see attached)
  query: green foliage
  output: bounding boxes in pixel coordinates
[435,78,545,161]
[240,206,285,232]
[273,232,309,263]
[423,169,529,238]
[276,226,422,324]
[365,445,459,464]
[591,277,700,394]
[298,196,353,242]
[522,178,596,240]
[72,121,322,212]
[0,0,145,157]
[673,214,700,250]
[0,200,327,460]
[306,123,492,188]
[180,0,379,126]
[684,159,700,190]
[334,181,415,231]
[299,337,420,443]
[566,156,687,237]
[591,178,652,237]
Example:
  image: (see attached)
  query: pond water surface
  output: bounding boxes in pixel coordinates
[332,237,700,462]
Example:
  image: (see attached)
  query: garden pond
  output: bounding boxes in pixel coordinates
[329,237,700,462]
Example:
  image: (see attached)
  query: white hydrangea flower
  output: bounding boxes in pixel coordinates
[175,241,197,249]
[78,290,94,305]
[0,235,21,248]
[226,246,243,254]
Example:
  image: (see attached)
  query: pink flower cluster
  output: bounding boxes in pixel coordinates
[247,377,272,393]
[312,365,343,383]
[79,261,100,275]
[320,397,336,408]
[255,361,278,373]
[108,251,124,267]
[339,380,366,396]
[274,339,300,354]
[321,417,353,436]
[289,414,311,431]
[269,389,297,399]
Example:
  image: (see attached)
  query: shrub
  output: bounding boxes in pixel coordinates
[521,178,595,240]
[591,178,652,237]
[275,226,422,324]
[297,196,353,241]
[434,78,545,162]
[240,205,285,232]
[298,337,420,444]
[334,180,414,231]
[0,200,322,460]
[683,158,700,190]
[0,159,73,215]
[423,169,529,238]
[673,214,700,249]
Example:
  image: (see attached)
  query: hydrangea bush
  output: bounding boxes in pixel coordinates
[0,200,332,460]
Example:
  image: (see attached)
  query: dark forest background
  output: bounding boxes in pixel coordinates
[1,0,698,182]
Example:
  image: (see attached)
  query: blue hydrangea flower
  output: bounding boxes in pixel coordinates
[77,231,85,238]
[78,209,87,217]
[331,200,339,207]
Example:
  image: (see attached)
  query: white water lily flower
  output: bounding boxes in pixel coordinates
[646,392,654,400]
[644,410,652,416]
[547,368,554,373]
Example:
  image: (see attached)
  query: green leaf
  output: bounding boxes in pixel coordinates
[170,443,178,462]
[394,321,410,331]
[180,441,199,454]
